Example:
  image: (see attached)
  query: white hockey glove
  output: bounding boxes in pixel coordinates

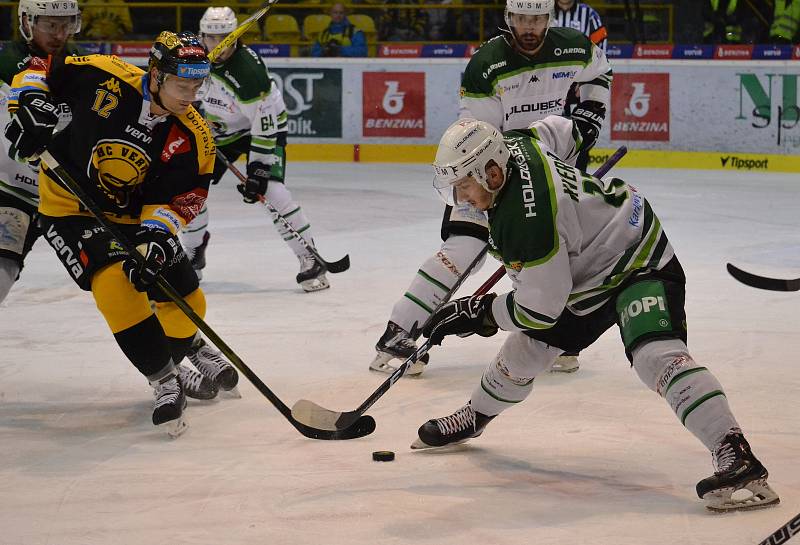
[5,90,59,162]
[423,293,498,346]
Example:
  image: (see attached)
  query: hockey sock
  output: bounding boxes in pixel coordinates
[390,235,488,334]
[265,182,314,258]
[632,339,740,450]
[471,333,561,416]
[114,314,174,377]
[167,334,195,365]
[0,257,20,305]
[181,203,209,252]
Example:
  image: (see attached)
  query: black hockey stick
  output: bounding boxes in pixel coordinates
[39,150,374,441]
[215,150,351,273]
[759,512,800,545]
[291,146,629,432]
[727,263,800,292]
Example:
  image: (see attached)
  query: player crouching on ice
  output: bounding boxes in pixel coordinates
[411,117,779,512]
[5,31,239,436]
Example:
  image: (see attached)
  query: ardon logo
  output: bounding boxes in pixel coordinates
[100,77,121,95]
[90,139,151,209]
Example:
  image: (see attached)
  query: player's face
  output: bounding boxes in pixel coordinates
[158,74,206,115]
[330,4,346,23]
[202,33,234,62]
[29,15,78,55]
[454,176,493,211]
[509,13,549,54]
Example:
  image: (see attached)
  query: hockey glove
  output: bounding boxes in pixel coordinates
[423,293,499,346]
[570,100,605,152]
[4,90,59,162]
[122,227,183,292]
[237,162,270,204]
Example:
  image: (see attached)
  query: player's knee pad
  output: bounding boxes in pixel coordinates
[155,287,206,339]
[264,180,295,215]
[91,262,153,333]
[439,235,488,277]
[632,339,728,424]
[616,278,686,360]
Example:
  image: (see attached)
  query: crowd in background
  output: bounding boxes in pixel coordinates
[0,0,797,52]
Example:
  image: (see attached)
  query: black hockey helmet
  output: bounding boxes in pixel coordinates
[149,31,210,81]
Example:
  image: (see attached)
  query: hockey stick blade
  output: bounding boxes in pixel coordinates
[727,263,800,292]
[759,512,800,545]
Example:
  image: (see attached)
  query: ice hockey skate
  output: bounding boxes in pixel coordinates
[178,363,218,400]
[411,402,495,449]
[369,321,429,377]
[696,430,779,512]
[187,336,240,395]
[189,231,210,280]
[296,253,330,292]
[550,352,580,373]
[151,375,188,438]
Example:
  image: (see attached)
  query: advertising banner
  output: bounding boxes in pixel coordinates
[270,68,342,138]
[362,72,426,137]
[610,73,670,142]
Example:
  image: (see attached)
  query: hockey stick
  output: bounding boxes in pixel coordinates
[215,150,351,273]
[207,0,279,62]
[758,512,800,545]
[38,150,374,441]
[726,263,800,292]
[291,146,629,432]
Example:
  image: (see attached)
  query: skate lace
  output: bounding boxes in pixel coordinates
[188,343,228,380]
[178,365,206,393]
[713,442,737,474]
[300,254,317,273]
[154,378,180,409]
[435,404,475,435]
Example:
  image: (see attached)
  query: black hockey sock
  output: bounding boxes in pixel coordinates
[113,314,173,377]
[167,334,195,365]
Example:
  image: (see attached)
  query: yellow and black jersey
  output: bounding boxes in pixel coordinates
[8,54,215,234]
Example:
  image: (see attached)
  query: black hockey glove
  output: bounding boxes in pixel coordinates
[4,89,59,162]
[122,227,182,292]
[423,293,499,346]
[237,162,270,204]
[570,100,606,152]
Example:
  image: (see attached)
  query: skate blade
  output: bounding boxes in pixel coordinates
[369,354,425,377]
[165,417,188,439]
[300,277,330,292]
[410,437,471,450]
[703,479,780,512]
[550,356,580,373]
[221,386,242,399]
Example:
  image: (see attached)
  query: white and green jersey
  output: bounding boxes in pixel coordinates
[488,124,674,332]
[460,28,612,131]
[201,44,288,171]
[0,81,39,206]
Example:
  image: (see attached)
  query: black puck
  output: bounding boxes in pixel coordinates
[372,450,395,462]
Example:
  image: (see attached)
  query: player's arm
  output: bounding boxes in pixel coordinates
[521,115,586,166]
[459,58,504,129]
[569,41,612,151]
[587,8,608,52]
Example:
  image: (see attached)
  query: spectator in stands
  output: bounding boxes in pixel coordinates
[554,0,607,51]
[81,0,133,40]
[424,0,456,40]
[379,0,428,41]
[770,0,800,43]
[703,0,743,43]
[311,3,367,57]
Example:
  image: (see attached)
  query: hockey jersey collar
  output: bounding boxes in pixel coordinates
[139,73,169,130]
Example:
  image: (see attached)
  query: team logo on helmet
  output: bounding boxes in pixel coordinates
[89,140,151,209]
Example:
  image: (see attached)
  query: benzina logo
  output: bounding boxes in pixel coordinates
[720,156,769,170]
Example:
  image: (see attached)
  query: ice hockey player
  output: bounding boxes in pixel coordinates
[182,6,329,292]
[0,0,82,306]
[369,0,612,376]
[5,31,239,435]
[411,117,780,512]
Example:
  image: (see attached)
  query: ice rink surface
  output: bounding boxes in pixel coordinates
[1,163,798,545]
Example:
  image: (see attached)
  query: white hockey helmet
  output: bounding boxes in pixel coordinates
[504,0,553,31]
[19,0,82,43]
[432,118,510,205]
[200,6,238,36]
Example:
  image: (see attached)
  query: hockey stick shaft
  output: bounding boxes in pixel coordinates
[215,150,350,273]
[207,0,279,62]
[759,512,800,545]
[727,263,800,292]
[290,146,630,431]
[39,150,373,440]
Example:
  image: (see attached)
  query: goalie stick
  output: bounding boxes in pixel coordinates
[291,146,628,432]
[727,263,800,292]
[39,150,374,441]
[759,512,800,545]
[215,150,350,273]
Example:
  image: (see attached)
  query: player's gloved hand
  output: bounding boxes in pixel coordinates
[4,89,59,162]
[423,293,498,346]
[237,162,270,204]
[570,100,605,152]
[122,227,182,291]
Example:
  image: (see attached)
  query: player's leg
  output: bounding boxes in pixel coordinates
[619,258,778,510]
[0,195,39,304]
[370,203,489,376]
[0,257,19,304]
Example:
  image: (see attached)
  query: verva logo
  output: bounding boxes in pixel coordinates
[714,45,753,59]
[363,72,425,137]
[633,45,673,58]
[161,125,191,162]
[611,73,670,142]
